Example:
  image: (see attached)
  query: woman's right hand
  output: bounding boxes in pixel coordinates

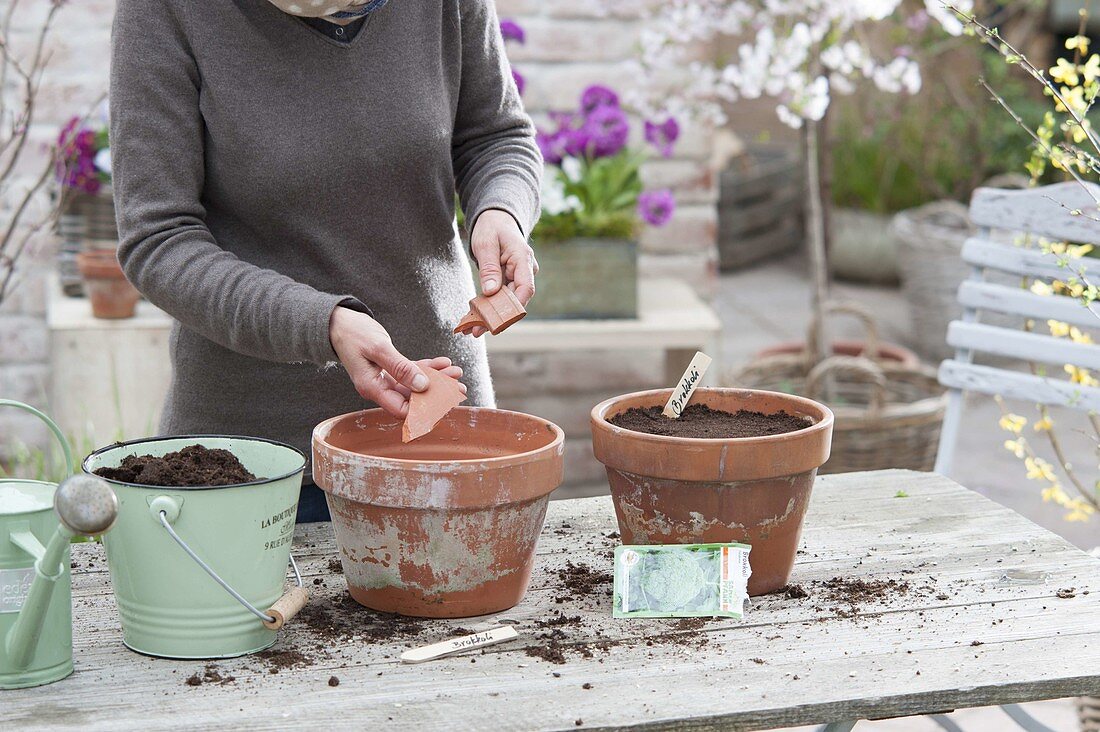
[329,307,466,418]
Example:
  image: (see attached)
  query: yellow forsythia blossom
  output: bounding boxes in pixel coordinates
[1049,319,1071,337]
[1026,456,1058,483]
[999,414,1028,434]
[1065,364,1100,386]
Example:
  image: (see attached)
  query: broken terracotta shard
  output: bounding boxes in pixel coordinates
[402,368,467,442]
[454,286,526,336]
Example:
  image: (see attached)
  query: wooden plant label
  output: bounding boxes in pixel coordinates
[400,626,519,664]
[663,351,713,418]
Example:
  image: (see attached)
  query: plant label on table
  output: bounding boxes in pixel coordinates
[400,626,519,663]
[663,351,713,418]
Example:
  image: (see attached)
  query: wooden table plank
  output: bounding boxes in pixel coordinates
[8,470,1100,731]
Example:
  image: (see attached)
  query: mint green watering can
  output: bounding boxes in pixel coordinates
[0,400,119,690]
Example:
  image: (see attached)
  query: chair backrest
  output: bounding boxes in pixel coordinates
[934,181,1100,474]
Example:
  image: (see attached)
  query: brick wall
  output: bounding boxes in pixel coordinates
[0,1,114,458]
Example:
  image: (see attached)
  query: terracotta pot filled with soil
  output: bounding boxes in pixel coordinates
[591,388,833,596]
[312,407,565,618]
[76,248,141,319]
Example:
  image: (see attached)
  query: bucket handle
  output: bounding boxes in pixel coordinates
[155,506,309,630]
[0,399,74,477]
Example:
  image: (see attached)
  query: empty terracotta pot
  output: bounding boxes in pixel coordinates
[590,388,834,596]
[312,407,564,618]
[76,249,140,319]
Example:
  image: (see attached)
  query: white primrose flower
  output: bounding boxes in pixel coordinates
[560,156,583,183]
[540,173,582,216]
[94,148,112,175]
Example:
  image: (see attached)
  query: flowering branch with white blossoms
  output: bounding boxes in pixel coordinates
[627,0,969,130]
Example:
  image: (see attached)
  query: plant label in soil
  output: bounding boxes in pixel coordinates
[400,626,519,663]
[663,352,713,418]
[614,543,751,618]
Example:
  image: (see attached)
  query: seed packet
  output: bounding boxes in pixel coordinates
[613,543,752,619]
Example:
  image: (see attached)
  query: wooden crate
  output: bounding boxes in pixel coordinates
[526,237,637,320]
[718,145,804,271]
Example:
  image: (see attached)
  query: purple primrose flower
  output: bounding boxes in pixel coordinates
[511,68,525,95]
[500,19,525,44]
[638,189,675,227]
[580,104,629,158]
[580,85,620,114]
[644,117,680,158]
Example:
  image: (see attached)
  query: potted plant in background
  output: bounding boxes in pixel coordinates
[530,84,678,319]
[57,110,140,319]
[56,107,119,297]
[494,19,676,320]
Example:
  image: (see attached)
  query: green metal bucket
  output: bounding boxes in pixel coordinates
[82,436,305,659]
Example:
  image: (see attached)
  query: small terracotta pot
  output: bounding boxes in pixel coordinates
[313,407,565,618]
[754,339,920,368]
[76,249,140,319]
[590,388,834,596]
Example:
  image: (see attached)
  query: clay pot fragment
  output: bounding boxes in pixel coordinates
[402,369,467,443]
[313,407,565,618]
[76,249,141,319]
[454,286,526,336]
[591,388,834,596]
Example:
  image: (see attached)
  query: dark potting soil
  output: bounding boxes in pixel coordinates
[93,444,258,487]
[555,561,612,603]
[256,648,312,673]
[299,593,425,644]
[608,404,811,439]
[184,664,236,687]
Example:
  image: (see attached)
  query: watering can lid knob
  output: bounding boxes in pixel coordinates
[55,475,119,536]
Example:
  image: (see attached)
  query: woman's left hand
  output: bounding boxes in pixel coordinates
[469,209,538,337]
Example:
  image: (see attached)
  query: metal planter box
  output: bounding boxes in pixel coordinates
[527,237,637,320]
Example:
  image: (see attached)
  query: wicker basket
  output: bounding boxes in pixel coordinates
[892,201,974,363]
[730,304,946,474]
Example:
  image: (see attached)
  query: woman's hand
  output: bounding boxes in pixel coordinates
[469,209,539,337]
[329,307,465,418]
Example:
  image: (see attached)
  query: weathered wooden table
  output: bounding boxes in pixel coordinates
[8,470,1100,730]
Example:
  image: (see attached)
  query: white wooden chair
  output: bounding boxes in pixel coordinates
[935,181,1100,477]
[929,181,1096,732]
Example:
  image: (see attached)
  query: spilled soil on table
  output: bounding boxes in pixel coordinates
[608,404,811,439]
[94,444,257,486]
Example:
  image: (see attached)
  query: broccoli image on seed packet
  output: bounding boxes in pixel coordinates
[613,543,752,619]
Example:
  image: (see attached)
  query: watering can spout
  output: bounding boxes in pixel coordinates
[5,476,118,670]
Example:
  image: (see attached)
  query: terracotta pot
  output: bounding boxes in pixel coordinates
[754,339,919,368]
[76,249,140,319]
[590,388,834,596]
[312,407,565,618]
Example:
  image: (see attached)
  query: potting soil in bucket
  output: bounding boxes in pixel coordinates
[313,407,565,618]
[83,436,305,659]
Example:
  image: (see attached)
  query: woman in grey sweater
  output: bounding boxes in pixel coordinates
[110,0,542,521]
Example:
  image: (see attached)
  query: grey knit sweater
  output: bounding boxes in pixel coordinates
[110,0,542,474]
